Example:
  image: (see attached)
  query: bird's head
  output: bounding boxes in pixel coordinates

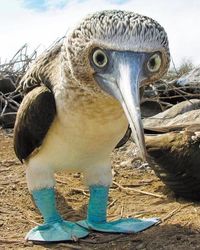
[63,10,170,160]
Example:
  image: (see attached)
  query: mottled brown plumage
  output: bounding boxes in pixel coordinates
[18,44,62,94]
[144,100,200,200]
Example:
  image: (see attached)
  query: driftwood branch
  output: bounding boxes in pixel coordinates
[0,44,37,128]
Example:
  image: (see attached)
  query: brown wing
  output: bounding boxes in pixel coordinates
[145,125,200,201]
[14,86,56,162]
[17,44,62,94]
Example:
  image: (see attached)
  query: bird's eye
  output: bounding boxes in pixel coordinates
[147,53,162,73]
[92,49,108,68]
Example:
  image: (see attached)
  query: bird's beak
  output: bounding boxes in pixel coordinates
[95,51,147,160]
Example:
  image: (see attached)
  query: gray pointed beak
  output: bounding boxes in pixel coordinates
[117,58,146,160]
[95,51,147,160]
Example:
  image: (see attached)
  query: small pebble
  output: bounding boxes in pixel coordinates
[136,243,146,250]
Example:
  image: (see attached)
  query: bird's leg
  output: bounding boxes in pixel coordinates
[25,165,89,242]
[78,166,159,233]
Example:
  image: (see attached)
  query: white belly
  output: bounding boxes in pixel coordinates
[27,95,128,172]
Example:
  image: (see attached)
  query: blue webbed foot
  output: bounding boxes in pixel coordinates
[27,188,89,242]
[78,185,159,234]
[26,220,89,242]
[77,217,159,233]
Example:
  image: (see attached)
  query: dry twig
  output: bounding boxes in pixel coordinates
[57,243,82,249]
[113,181,165,199]
[0,239,25,244]
[80,235,125,244]
[70,188,89,197]
[159,203,194,224]
[108,198,117,208]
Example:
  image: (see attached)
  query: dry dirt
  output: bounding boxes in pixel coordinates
[1,128,200,250]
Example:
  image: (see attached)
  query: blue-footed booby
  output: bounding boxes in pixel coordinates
[14,10,170,242]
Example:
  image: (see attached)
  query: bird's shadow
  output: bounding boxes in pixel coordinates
[38,223,199,249]
[55,190,88,222]
[31,190,200,249]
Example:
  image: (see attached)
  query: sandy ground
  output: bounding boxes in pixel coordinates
[1,128,200,250]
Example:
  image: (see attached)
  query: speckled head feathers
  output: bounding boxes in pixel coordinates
[68,10,169,52]
[64,10,170,83]
[19,10,170,94]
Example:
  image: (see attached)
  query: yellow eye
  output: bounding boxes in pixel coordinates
[92,49,108,68]
[147,53,162,73]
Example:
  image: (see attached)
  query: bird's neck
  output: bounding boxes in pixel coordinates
[52,79,128,156]
[55,82,125,122]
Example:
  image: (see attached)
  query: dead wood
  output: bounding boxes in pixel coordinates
[0,44,37,128]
